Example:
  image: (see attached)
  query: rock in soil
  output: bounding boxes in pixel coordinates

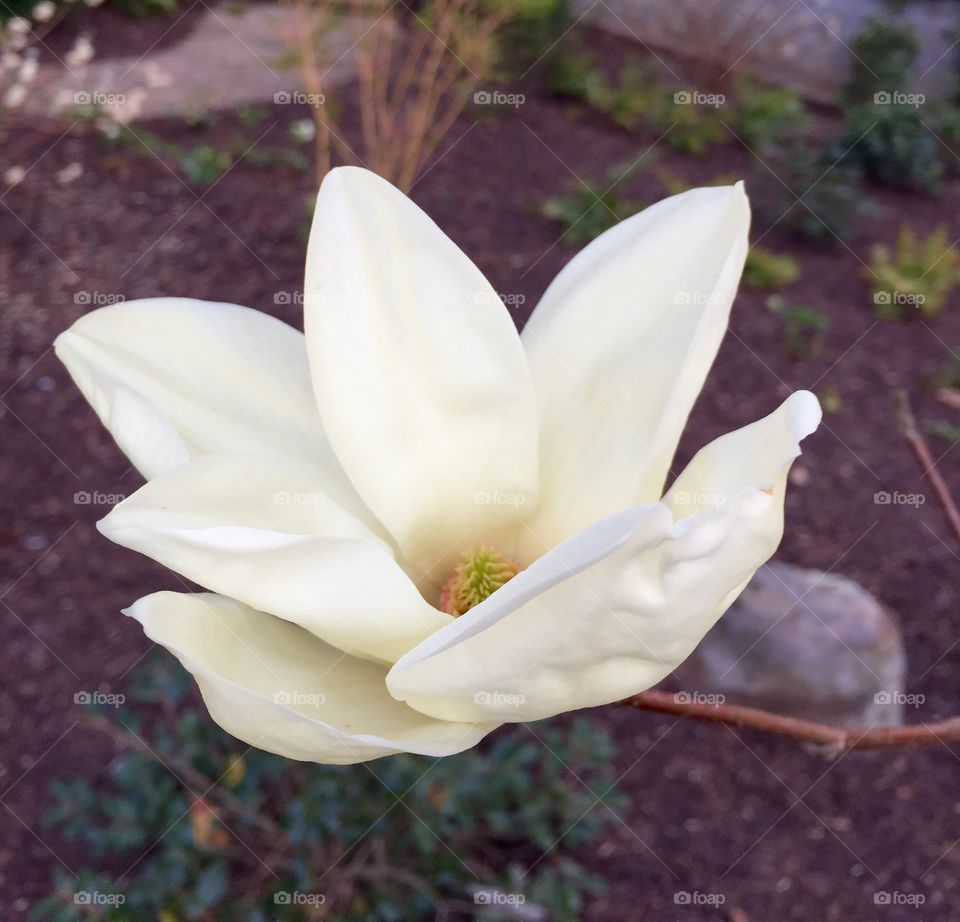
[675,561,907,728]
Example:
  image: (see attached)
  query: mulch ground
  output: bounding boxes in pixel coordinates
[2,17,960,922]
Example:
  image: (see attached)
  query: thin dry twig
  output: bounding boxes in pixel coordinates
[622,690,960,754]
[284,0,504,190]
[896,389,960,543]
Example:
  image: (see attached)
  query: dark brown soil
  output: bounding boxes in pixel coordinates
[3,16,960,922]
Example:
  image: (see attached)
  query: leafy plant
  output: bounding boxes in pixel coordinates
[541,169,643,245]
[842,104,943,192]
[867,224,960,318]
[34,655,622,921]
[652,90,725,154]
[842,17,920,108]
[491,0,572,74]
[767,294,829,358]
[729,76,808,150]
[757,141,866,245]
[743,246,801,290]
[177,144,232,184]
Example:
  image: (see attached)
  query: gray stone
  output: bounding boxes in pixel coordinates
[674,561,907,728]
[573,0,960,103]
[28,5,390,121]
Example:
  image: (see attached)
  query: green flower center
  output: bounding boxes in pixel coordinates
[439,547,521,617]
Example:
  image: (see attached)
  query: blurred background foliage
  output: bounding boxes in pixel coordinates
[33,656,624,921]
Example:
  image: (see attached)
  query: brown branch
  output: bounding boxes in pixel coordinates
[896,389,960,543]
[622,690,960,753]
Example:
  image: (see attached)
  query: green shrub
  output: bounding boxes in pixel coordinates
[842,17,920,108]
[542,178,640,245]
[652,89,725,154]
[729,77,808,150]
[492,0,572,74]
[842,104,943,192]
[743,247,801,289]
[767,295,829,358]
[867,224,960,318]
[34,655,622,921]
[757,141,866,245]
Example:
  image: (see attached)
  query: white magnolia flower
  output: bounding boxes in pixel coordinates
[56,167,821,764]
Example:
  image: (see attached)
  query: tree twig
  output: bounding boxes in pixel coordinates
[896,389,960,543]
[622,690,960,754]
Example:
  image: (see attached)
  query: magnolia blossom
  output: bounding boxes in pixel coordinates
[56,167,821,764]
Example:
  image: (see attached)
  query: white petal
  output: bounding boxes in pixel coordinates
[55,297,369,523]
[99,453,451,664]
[127,592,495,764]
[519,184,750,557]
[386,393,820,722]
[303,167,539,578]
